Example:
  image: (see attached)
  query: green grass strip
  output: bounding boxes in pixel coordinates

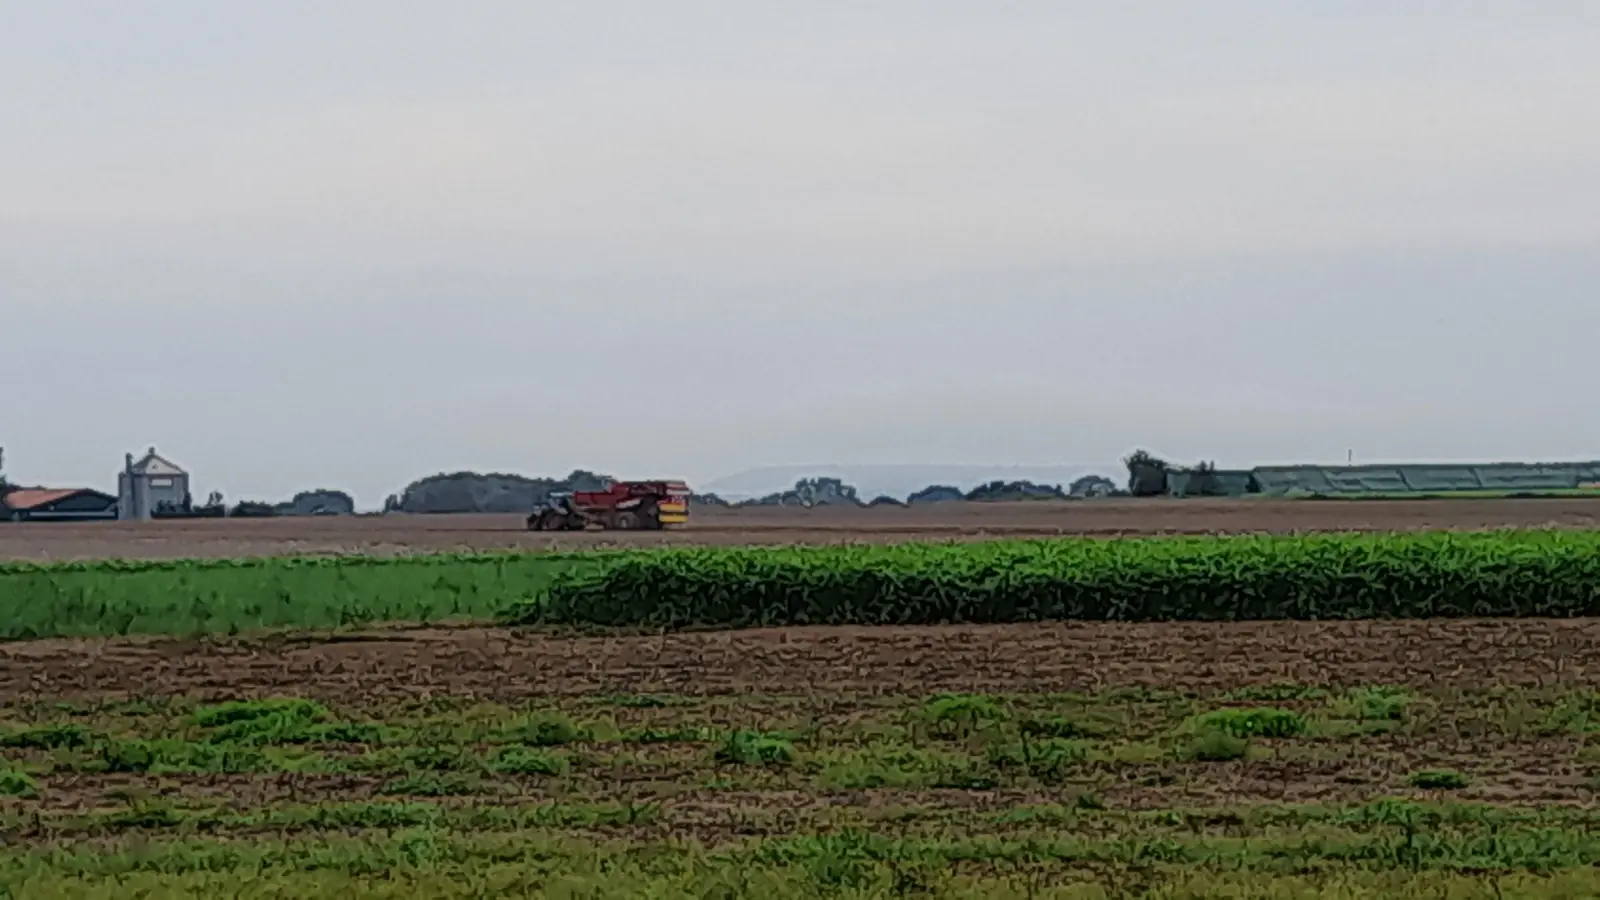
[0,551,602,640]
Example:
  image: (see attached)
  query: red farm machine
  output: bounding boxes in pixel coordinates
[526,480,692,531]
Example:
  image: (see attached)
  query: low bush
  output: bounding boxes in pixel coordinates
[0,723,94,750]
[986,738,1092,781]
[1191,708,1309,739]
[914,695,1008,739]
[714,731,797,767]
[1019,715,1108,740]
[489,747,569,777]
[1410,769,1470,790]
[490,713,583,747]
[1185,729,1250,762]
[0,769,38,797]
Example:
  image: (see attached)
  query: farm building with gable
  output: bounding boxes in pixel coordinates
[118,447,191,520]
[1,488,119,522]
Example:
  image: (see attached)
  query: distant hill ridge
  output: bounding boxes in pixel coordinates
[699,464,1111,502]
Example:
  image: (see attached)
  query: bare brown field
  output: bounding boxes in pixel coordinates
[3,496,1599,561]
[5,619,1600,827]
[7,616,1600,894]
[6,618,1597,703]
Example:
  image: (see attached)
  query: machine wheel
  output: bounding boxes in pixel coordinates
[636,499,663,530]
[532,510,569,531]
[614,510,642,530]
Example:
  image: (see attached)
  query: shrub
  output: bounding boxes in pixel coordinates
[307,722,391,744]
[103,804,186,829]
[1221,684,1329,703]
[714,731,796,767]
[1019,715,1107,740]
[986,738,1091,781]
[914,695,1007,738]
[348,746,473,773]
[1348,687,1413,722]
[0,769,38,798]
[1184,730,1250,762]
[622,726,715,745]
[193,698,333,746]
[379,772,480,797]
[816,747,962,790]
[1191,708,1308,739]
[1410,769,1469,790]
[0,723,93,750]
[492,713,582,747]
[192,698,330,729]
[489,747,569,777]
[96,739,267,774]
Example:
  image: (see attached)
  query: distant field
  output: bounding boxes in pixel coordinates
[1292,488,1600,500]
[4,496,1600,562]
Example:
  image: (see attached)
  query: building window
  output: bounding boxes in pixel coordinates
[150,478,173,488]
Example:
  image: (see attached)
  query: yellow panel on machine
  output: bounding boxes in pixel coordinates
[527,480,693,531]
[657,497,689,526]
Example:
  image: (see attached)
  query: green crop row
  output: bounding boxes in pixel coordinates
[7,530,1600,641]
[0,552,600,641]
[511,530,1600,629]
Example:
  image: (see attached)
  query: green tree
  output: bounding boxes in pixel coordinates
[1068,475,1117,497]
[792,477,860,507]
[1123,449,1171,496]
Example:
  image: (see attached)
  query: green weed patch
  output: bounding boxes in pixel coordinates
[1191,707,1309,739]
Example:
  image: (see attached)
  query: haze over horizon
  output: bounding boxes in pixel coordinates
[5,3,1599,509]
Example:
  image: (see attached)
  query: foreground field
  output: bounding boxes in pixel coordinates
[2,620,1600,897]
[4,496,1600,561]
[6,513,1600,895]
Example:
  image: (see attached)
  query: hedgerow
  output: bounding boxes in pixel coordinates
[510,531,1600,629]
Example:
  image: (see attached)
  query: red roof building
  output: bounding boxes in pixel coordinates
[1,487,119,522]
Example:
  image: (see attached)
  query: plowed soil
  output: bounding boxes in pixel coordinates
[3,496,1599,561]
[7,619,1600,896]
[6,618,1598,704]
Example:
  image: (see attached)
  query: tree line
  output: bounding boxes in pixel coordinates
[384,471,1127,514]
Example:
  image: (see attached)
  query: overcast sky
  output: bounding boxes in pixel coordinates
[3,2,1599,506]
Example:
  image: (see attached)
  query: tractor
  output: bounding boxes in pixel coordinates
[526,480,691,531]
